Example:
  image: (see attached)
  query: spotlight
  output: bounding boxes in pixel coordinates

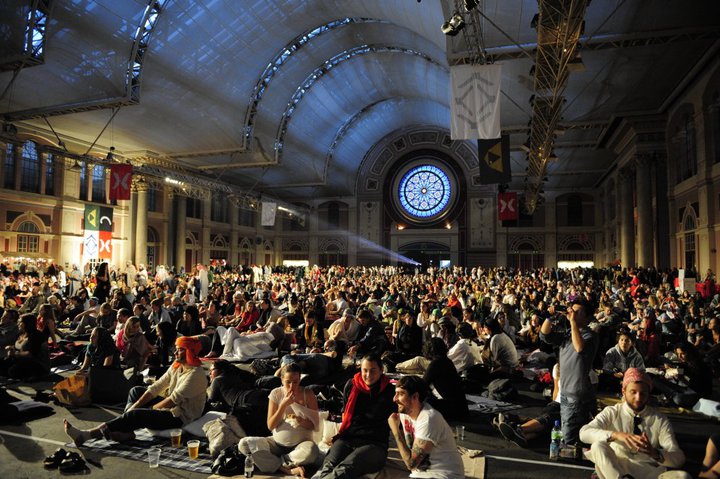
[441,12,464,36]
[463,0,479,12]
[106,146,115,161]
[69,160,82,172]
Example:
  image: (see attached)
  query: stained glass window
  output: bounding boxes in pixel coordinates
[398,165,451,218]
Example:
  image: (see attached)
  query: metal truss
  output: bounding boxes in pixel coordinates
[451,26,720,64]
[0,0,49,72]
[523,0,589,214]
[4,0,167,121]
[274,45,447,164]
[242,17,388,150]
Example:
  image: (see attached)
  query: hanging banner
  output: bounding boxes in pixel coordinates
[261,202,277,226]
[478,134,511,184]
[450,63,502,140]
[497,192,518,221]
[84,205,113,261]
[109,164,132,200]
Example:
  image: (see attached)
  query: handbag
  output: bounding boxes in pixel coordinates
[53,375,91,407]
[202,414,246,458]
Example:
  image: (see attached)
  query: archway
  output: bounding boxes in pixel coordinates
[398,241,450,269]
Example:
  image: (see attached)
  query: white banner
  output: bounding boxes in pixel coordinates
[450,63,502,140]
[261,201,277,226]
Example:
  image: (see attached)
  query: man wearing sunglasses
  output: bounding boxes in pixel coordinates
[580,368,689,479]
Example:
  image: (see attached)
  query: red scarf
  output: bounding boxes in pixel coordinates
[337,372,390,437]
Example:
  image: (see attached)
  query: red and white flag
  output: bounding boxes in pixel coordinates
[498,192,518,221]
[109,164,132,200]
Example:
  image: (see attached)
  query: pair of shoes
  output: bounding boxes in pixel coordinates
[498,422,527,447]
[43,448,69,469]
[59,451,89,473]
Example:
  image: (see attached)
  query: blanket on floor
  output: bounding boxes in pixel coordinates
[466,394,523,414]
[207,446,485,479]
[68,428,213,474]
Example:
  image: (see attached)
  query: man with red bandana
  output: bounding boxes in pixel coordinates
[64,336,207,444]
[580,368,690,479]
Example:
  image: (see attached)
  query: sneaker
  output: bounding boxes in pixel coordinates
[499,422,527,447]
[491,413,505,431]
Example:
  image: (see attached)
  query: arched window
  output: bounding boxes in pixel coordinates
[567,194,583,226]
[45,152,55,196]
[91,164,106,203]
[3,143,15,189]
[684,211,697,270]
[20,141,40,193]
[328,202,340,229]
[673,112,697,183]
[711,91,720,164]
[17,221,40,253]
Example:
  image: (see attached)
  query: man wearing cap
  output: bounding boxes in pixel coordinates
[580,368,689,479]
[65,336,207,444]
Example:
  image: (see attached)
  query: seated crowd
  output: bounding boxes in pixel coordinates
[1,261,719,477]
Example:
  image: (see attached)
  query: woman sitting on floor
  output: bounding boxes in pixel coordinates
[238,362,319,477]
[76,326,119,374]
[115,316,153,371]
[0,313,50,379]
[64,336,207,444]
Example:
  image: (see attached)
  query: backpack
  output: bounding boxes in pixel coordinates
[482,378,518,402]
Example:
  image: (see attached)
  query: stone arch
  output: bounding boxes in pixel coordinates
[10,211,48,233]
[558,234,594,251]
[319,237,346,253]
[508,235,544,252]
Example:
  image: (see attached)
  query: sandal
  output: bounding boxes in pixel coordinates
[43,448,69,469]
[59,451,88,474]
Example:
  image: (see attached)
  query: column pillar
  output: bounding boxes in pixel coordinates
[14,144,23,190]
[134,177,149,267]
[201,194,211,265]
[39,150,47,194]
[618,169,635,267]
[229,198,239,266]
[603,186,614,265]
[635,155,653,267]
[175,194,187,272]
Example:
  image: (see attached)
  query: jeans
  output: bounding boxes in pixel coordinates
[314,438,387,479]
[104,386,182,433]
[560,394,595,445]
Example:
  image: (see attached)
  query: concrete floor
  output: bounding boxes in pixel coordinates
[1,375,717,479]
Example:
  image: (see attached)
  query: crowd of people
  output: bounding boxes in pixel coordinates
[1,260,719,477]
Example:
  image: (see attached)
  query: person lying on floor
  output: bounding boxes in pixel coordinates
[238,362,319,477]
[64,336,207,445]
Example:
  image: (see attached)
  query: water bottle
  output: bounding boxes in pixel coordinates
[244,453,254,477]
[549,420,562,460]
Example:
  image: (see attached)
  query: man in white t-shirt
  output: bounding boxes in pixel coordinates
[388,375,464,479]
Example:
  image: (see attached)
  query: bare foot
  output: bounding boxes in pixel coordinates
[64,419,90,447]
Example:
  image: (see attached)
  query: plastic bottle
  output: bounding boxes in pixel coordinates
[244,453,254,477]
[549,420,562,460]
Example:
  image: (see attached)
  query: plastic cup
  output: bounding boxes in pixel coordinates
[170,429,182,447]
[456,425,465,441]
[147,447,161,468]
[187,440,200,459]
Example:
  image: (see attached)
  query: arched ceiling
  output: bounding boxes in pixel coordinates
[1,0,719,200]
